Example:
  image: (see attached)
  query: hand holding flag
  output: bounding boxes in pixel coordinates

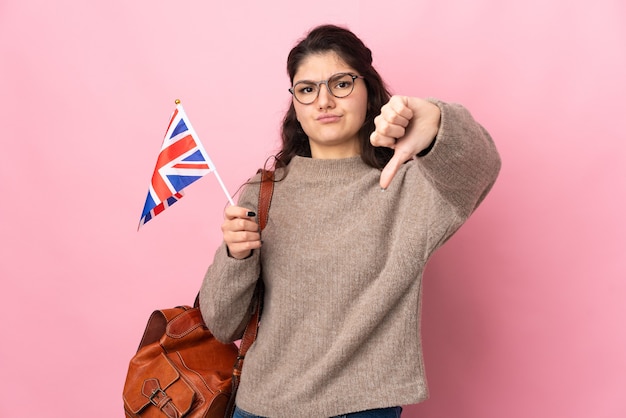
[138,100,234,229]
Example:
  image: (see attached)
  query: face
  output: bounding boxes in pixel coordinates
[292,51,368,159]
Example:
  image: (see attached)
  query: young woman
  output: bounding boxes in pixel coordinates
[200,24,501,418]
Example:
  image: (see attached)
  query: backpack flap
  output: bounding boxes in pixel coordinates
[123,351,195,416]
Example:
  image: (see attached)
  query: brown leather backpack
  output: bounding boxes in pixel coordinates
[123,304,239,417]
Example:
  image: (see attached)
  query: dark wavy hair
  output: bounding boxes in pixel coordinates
[274,24,393,170]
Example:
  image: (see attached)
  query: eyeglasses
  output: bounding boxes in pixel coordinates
[289,73,364,105]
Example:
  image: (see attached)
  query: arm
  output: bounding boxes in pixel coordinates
[199,179,263,343]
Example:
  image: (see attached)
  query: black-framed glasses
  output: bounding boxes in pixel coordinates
[289,73,364,105]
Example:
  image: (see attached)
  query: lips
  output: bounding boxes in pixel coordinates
[316,114,341,123]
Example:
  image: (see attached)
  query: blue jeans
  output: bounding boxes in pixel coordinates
[233,405,402,418]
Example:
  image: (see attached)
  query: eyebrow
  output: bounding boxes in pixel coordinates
[293,71,354,84]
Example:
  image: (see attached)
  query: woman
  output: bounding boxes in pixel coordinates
[200,24,501,418]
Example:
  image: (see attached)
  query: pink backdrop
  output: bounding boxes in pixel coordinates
[1,0,625,417]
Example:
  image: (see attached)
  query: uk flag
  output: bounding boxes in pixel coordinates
[138,103,217,229]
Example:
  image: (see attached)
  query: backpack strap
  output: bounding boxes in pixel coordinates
[257,169,274,230]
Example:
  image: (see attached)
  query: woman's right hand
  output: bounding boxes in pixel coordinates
[370,96,441,189]
[222,206,261,259]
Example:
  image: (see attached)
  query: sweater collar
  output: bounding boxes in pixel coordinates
[287,155,373,181]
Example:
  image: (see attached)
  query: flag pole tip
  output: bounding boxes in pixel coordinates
[175,99,181,105]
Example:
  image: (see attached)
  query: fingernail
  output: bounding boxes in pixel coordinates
[380,187,386,192]
[247,211,256,217]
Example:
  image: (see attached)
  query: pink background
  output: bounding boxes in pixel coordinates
[1,0,625,417]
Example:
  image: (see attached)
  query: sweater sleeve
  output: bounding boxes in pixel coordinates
[199,176,262,343]
[418,99,501,219]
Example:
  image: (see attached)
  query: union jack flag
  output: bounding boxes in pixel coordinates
[138,102,218,229]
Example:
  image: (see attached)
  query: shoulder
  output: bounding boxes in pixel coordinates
[235,170,264,209]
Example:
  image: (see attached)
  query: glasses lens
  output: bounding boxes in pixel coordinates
[293,82,318,104]
[329,74,356,98]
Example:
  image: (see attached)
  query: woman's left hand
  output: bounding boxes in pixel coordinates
[370,96,441,189]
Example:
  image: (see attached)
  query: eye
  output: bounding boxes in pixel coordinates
[331,74,354,90]
[296,83,317,95]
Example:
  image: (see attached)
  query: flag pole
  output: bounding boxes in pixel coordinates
[175,99,235,206]
[212,164,236,206]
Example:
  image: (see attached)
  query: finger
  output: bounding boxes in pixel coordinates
[387,96,414,121]
[379,148,415,189]
[227,238,262,260]
[224,205,256,221]
[371,115,406,148]
[224,229,261,245]
[375,122,407,141]
[370,131,396,148]
[223,228,262,260]
[222,217,260,234]
[381,103,411,128]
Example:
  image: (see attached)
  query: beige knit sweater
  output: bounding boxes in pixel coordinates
[200,100,501,418]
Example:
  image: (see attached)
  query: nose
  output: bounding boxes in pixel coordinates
[316,82,335,109]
